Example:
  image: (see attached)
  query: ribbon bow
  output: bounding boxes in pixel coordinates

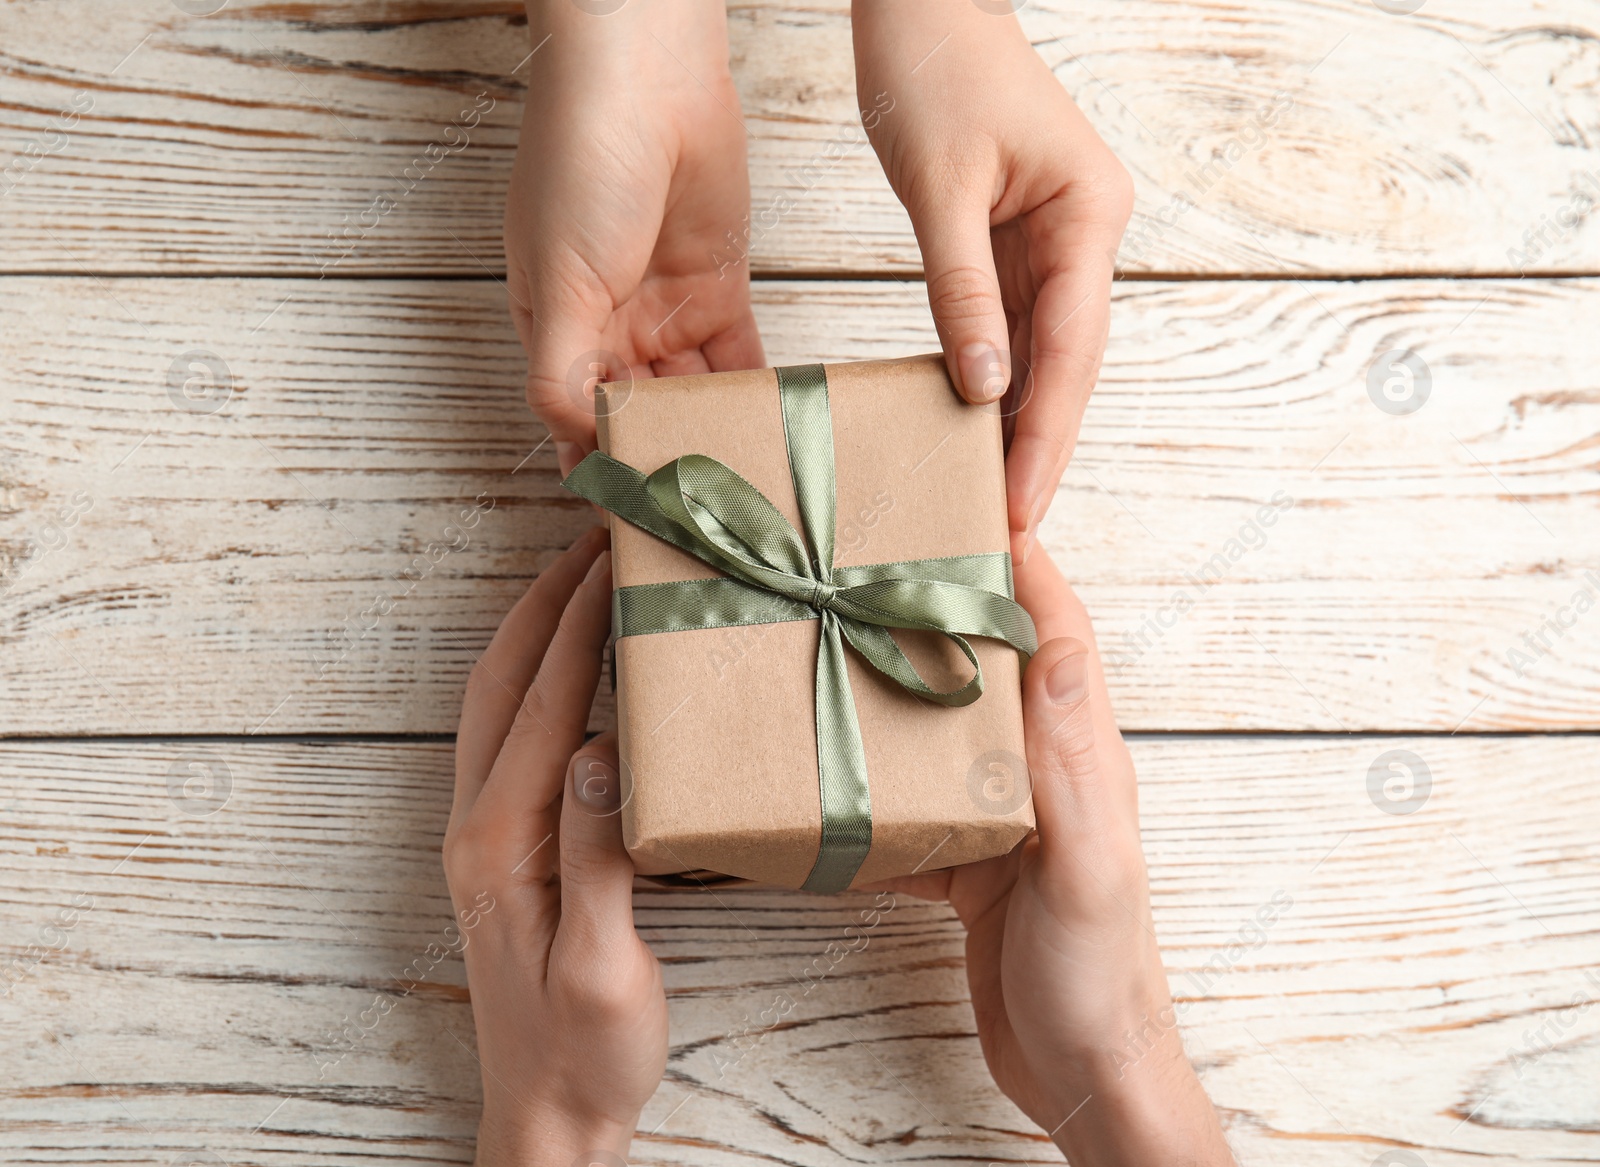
[563,363,1036,893]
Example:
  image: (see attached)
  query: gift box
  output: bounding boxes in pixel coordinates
[565,354,1036,892]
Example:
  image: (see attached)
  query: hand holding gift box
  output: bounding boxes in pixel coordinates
[443,529,1234,1165]
[564,354,1038,891]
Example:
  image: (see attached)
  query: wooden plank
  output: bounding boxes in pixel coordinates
[3,276,1599,735]
[2,736,1596,1165]
[1,0,1597,276]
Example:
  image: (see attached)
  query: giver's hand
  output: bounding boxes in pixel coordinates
[443,527,665,1165]
[875,549,1234,1166]
[851,0,1133,562]
[506,1,765,477]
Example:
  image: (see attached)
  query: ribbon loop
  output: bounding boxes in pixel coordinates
[562,363,1037,894]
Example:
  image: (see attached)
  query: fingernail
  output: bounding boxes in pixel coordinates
[555,440,579,472]
[1019,526,1038,566]
[584,549,612,584]
[958,342,1010,403]
[1045,651,1088,705]
[573,756,621,810]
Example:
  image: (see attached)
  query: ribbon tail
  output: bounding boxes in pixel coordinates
[800,610,873,894]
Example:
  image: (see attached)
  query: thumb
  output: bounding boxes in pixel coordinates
[515,261,622,464]
[910,191,1012,404]
[524,337,618,472]
[1021,637,1111,857]
[557,733,635,944]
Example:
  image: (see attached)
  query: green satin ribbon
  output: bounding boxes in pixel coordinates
[562,363,1037,893]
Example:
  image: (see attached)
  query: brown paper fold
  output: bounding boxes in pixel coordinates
[599,353,1034,890]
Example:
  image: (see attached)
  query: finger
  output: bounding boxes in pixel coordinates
[1012,540,1095,647]
[1000,308,1034,453]
[556,440,587,479]
[908,188,1013,405]
[652,305,767,383]
[1014,547,1136,824]
[519,269,618,451]
[652,349,712,378]
[1006,189,1127,543]
[1021,636,1112,861]
[472,549,613,871]
[454,527,609,817]
[556,733,636,943]
[860,870,953,903]
[703,304,767,373]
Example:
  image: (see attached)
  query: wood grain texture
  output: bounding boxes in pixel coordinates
[3,275,1599,735]
[2,736,1596,1166]
[1,0,1597,276]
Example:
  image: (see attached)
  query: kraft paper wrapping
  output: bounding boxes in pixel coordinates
[597,353,1034,890]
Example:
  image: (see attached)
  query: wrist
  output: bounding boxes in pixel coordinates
[476,1103,635,1167]
[1042,1026,1232,1167]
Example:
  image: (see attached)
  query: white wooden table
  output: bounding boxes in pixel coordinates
[3,2,1599,1164]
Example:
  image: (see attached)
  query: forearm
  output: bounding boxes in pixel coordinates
[518,0,736,147]
[525,0,729,56]
[851,0,1028,47]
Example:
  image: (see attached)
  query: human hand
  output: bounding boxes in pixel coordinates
[873,549,1234,1166]
[443,526,667,1165]
[506,0,766,477]
[851,0,1133,563]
